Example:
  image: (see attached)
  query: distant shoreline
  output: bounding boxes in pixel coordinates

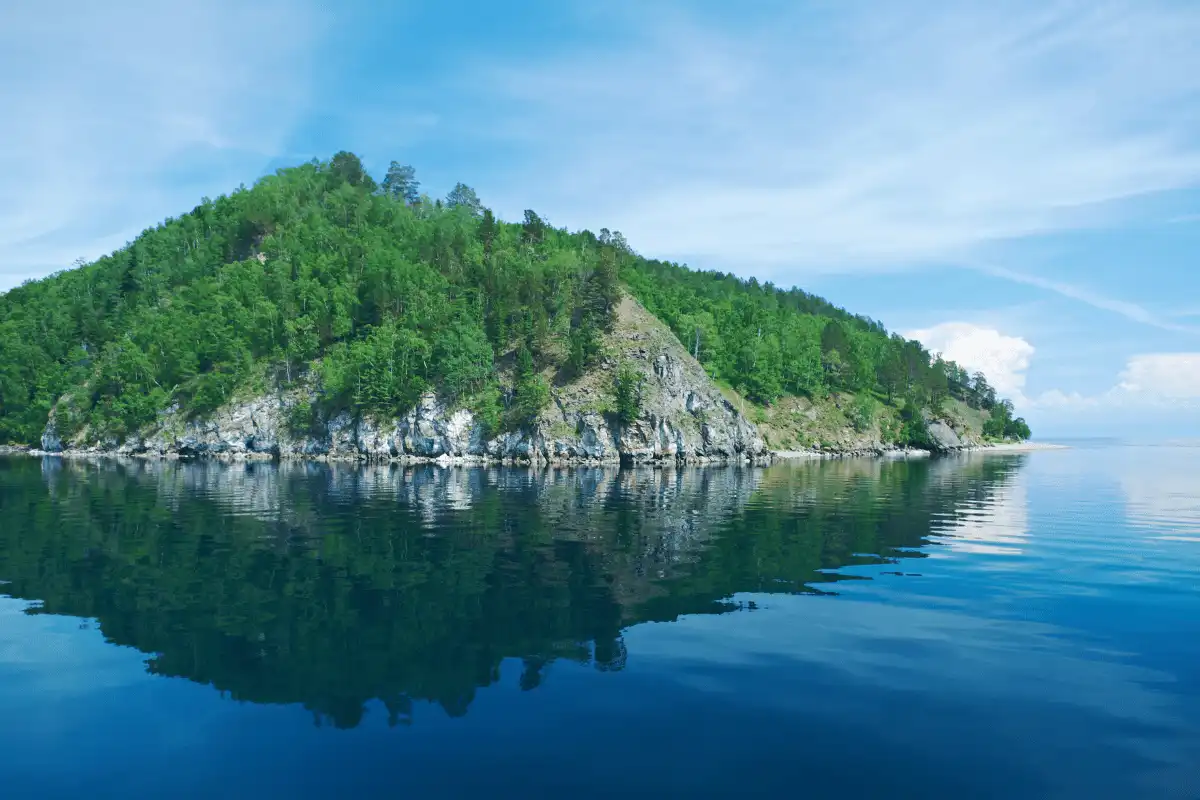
[962,442,1069,453]
[769,441,1068,460]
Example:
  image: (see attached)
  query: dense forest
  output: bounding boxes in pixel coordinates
[0,152,1029,448]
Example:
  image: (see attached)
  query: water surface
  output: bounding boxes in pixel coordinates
[1,445,1198,798]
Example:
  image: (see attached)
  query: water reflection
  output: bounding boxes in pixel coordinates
[0,454,1025,728]
[1119,446,1200,541]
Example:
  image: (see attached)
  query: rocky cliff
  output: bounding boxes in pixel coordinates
[40,295,767,465]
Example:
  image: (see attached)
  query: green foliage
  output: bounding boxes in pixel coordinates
[321,321,430,415]
[285,400,323,439]
[512,374,550,428]
[522,210,546,245]
[0,151,1026,445]
[849,394,876,433]
[623,262,976,413]
[329,151,376,191]
[380,161,419,204]
[467,383,503,437]
[432,320,492,402]
[614,364,644,425]
[445,183,482,216]
[983,400,1031,441]
[897,399,932,448]
[508,345,550,427]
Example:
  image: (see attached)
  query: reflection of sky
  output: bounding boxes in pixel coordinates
[930,467,1030,556]
[1118,446,1200,542]
[4,580,1197,798]
[627,593,1200,798]
[0,598,143,694]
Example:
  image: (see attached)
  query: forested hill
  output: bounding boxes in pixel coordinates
[0,152,1029,449]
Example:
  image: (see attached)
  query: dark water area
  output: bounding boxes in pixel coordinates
[1,446,1198,799]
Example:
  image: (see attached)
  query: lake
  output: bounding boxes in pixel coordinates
[1,444,1198,798]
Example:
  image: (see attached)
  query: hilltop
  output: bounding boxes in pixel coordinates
[0,152,1029,461]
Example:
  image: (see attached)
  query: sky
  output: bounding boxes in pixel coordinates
[2,0,1199,439]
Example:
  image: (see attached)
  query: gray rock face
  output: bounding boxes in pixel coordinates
[525,305,767,464]
[98,375,762,464]
[40,418,62,453]
[926,419,964,452]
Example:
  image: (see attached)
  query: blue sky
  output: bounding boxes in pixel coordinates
[2,0,1199,438]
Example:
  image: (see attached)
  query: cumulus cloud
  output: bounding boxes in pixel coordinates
[1030,353,1200,411]
[0,0,321,292]
[1118,354,1200,400]
[477,0,1200,278]
[905,322,1035,402]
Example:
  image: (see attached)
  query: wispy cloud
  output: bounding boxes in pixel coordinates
[0,0,322,292]
[474,1,1200,278]
[968,262,1200,335]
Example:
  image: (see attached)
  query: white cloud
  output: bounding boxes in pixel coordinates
[0,0,321,292]
[1121,449,1200,541]
[931,465,1030,556]
[1030,353,1200,411]
[905,322,1035,402]
[477,1,1200,278]
[1118,354,1200,399]
[1032,389,1099,410]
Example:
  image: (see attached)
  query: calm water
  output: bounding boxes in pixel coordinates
[1,445,1198,799]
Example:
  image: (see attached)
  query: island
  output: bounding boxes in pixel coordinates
[0,153,1031,464]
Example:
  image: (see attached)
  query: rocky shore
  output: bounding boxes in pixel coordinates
[29,297,768,467]
[4,438,1039,466]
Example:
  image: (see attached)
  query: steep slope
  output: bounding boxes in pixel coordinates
[41,293,765,463]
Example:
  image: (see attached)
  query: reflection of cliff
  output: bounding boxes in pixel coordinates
[0,454,1024,728]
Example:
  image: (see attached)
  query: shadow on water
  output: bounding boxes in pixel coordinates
[0,453,1026,729]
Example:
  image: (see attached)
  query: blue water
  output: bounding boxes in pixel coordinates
[1,444,1198,798]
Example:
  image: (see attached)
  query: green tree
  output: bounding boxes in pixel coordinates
[432,320,492,401]
[381,161,420,204]
[850,394,876,433]
[522,210,546,245]
[445,183,482,216]
[330,151,375,190]
[614,364,644,424]
[479,208,498,257]
[510,345,549,427]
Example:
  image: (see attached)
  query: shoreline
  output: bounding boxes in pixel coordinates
[960,442,1069,453]
[0,440,1066,466]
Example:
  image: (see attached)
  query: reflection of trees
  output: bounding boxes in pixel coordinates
[0,453,1025,727]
